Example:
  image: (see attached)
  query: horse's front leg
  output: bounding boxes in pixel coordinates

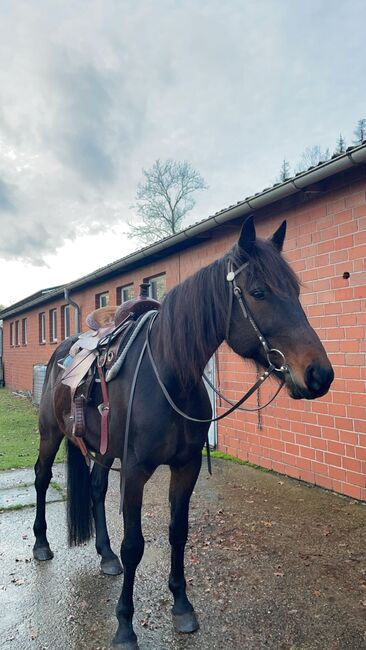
[112,465,151,650]
[168,452,202,634]
[91,458,122,575]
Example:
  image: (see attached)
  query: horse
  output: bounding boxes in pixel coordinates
[32,216,334,649]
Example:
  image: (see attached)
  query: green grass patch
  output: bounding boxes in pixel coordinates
[203,449,270,472]
[0,388,65,470]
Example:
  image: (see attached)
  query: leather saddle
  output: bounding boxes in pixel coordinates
[60,283,161,453]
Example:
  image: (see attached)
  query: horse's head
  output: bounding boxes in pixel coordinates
[227,216,334,399]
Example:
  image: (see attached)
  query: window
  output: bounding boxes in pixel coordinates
[22,318,28,345]
[10,322,14,347]
[15,320,20,346]
[146,274,166,301]
[61,304,70,339]
[95,291,109,308]
[39,312,46,343]
[117,284,134,305]
[49,309,57,342]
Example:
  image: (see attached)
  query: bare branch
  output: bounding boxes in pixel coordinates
[128,159,207,243]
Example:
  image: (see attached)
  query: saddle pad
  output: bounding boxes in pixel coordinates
[105,310,156,382]
[71,326,114,352]
[61,347,97,391]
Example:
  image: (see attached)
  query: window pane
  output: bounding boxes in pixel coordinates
[39,313,46,343]
[148,275,166,301]
[22,318,28,345]
[15,321,20,346]
[96,292,109,308]
[65,305,70,338]
[50,309,57,342]
[118,284,134,304]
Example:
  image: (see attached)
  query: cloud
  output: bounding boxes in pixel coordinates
[0,178,16,212]
[0,0,365,269]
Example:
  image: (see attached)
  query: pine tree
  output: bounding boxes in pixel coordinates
[278,158,291,182]
[334,133,346,155]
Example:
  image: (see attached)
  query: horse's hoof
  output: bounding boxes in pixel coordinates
[101,557,123,576]
[172,610,199,634]
[33,546,54,561]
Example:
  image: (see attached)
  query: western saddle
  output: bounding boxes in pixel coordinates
[60,283,160,457]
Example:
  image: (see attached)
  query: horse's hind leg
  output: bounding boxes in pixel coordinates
[91,459,122,575]
[168,452,202,634]
[33,426,63,561]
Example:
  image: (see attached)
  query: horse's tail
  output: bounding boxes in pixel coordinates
[66,440,94,546]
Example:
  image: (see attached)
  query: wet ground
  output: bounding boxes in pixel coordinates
[1,458,366,650]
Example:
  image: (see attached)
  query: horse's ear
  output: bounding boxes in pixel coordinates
[238,215,256,254]
[271,220,286,252]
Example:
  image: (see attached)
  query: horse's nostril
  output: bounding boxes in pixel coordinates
[305,364,334,394]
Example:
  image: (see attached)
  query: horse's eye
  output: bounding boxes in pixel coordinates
[251,289,266,300]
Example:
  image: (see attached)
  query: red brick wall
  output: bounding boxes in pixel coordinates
[218,176,366,500]
[2,170,366,499]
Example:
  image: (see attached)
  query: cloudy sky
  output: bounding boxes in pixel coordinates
[0,0,365,306]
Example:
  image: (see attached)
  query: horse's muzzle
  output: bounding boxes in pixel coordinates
[286,362,334,400]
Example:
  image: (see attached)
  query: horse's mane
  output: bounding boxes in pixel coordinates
[155,237,300,388]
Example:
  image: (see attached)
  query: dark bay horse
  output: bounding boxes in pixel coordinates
[33,217,334,649]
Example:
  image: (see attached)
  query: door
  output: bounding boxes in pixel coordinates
[204,355,217,447]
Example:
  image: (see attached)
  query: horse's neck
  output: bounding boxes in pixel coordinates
[154,257,227,387]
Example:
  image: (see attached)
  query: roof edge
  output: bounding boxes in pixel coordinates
[1,142,366,320]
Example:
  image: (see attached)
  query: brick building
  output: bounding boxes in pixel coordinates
[1,143,366,500]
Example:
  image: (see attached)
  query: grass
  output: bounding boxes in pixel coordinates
[203,449,270,473]
[0,388,65,470]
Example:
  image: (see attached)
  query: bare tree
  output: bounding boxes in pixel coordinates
[295,145,330,173]
[353,118,366,144]
[334,133,346,155]
[128,159,208,244]
[277,158,291,182]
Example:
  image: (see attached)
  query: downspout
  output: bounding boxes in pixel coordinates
[64,288,81,335]
[0,321,3,387]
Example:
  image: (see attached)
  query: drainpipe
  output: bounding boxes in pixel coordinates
[0,322,3,387]
[64,288,81,335]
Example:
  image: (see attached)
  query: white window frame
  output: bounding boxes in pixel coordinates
[62,304,70,339]
[96,291,109,308]
[10,322,14,347]
[50,309,57,342]
[39,312,46,344]
[22,318,28,345]
[15,320,21,346]
[118,284,134,304]
[147,274,166,301]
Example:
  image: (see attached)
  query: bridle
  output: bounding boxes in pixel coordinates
[225,258,288,374]
[145,257,289,425]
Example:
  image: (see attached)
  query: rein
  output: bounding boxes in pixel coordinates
[146,312,278,423]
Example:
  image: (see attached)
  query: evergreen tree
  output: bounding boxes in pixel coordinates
[278,158,291,182]
[334,133,346,155]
